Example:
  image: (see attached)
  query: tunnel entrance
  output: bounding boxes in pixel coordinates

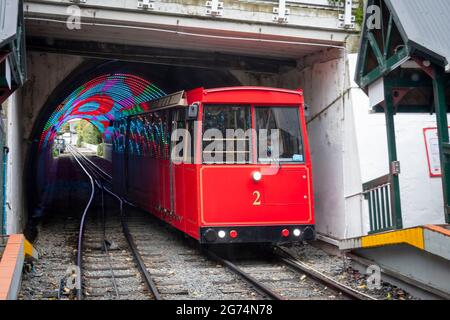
[26,59,242,232]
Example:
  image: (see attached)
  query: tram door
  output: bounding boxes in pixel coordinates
[171,109,197,233]
[170,110,183,230]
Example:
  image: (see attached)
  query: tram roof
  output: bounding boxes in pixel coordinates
[187,87,304,105]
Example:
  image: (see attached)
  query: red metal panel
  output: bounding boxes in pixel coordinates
[183,165,200,239]
[199,165,314,226]
[172,164,185,231]
[161,161,170,213]
[118,86,313,243]
[186,87,304,106]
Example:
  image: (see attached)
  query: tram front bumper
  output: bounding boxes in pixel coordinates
[200,225,315,244]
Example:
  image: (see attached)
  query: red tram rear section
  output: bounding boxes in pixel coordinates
[112,87,315,244]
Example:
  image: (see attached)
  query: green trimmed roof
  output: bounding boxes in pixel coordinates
[355,0,450,88]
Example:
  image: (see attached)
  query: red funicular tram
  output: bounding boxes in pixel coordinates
[112,87,314,244]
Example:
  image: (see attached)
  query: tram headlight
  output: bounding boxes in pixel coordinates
[252,171,262,182]
[293,229,301,237]
[218,230,226,239]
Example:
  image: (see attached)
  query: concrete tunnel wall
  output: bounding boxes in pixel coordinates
[287,49,352,241]
[4,52,85,234]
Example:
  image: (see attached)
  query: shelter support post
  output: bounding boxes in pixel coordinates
[432,68,450,223]
[384,84,403,229]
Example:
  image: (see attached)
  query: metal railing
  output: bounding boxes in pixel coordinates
[363,174,395,234]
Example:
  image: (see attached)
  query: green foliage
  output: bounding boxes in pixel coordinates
[97,143,104,157]
[75,120,103,146]
[52,148,59,158]
[76,121,85,146]
[355,1,364,26]
[83,124,102,145]
[328,0,365,26]
[60,123,70,134]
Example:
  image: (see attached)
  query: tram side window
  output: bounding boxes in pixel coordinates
[112,118,127,153]
[126,111,170,159]
[142,113,155,157]
[255,107,304,163]
[202,105,251,164]
[128,115,147,156]
[153,111,170,160]
[172,109,195,164]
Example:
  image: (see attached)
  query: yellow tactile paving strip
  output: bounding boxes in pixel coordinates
[340,225,450,255]
[361,227,425,250]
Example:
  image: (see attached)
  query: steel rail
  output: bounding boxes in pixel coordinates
[68,146,111,185]
[100,187,120,299]
[68,146,162,300]
[203,249,284,300]
[102,186,162,300]
[274,247,377,300]
[69,146,112,182]
[67,145,96,300]
[69,145,121,300]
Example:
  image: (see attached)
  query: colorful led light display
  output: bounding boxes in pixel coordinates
[39,73,166,150]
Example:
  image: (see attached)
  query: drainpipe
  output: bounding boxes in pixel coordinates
[2,146,9,235]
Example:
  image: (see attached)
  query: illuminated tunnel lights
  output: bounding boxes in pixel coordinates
[39,74,166,150]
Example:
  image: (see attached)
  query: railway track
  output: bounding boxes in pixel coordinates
[205,247,376,300]
[68,146,267,300]
[68,146,376,301]
[67,145,157,300]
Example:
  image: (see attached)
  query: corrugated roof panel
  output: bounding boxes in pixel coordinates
[387,0,450,69]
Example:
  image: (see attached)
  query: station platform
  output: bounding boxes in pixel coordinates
[0,235,37,300]
[339,225,450,299]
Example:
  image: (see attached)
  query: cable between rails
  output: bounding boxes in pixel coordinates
[67,145,96,300]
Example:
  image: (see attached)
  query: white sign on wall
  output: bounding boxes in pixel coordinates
[423,128,449,177]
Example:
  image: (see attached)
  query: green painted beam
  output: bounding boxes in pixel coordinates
[384,84,403,229]
[384,15,393,59]
[360,47,410,88]
[385,78,432,88]
[367,33,385,67]
[433,67,450,224]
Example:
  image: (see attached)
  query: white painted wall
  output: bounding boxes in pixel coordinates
[288,50,349,240]
[6,91,26,234]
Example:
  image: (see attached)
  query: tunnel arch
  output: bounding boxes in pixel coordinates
[25,59,241,221]
[39,73,166,150]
